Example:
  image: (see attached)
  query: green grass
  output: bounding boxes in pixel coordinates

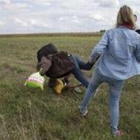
[0,35,140,140]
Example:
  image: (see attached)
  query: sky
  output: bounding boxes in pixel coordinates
[0,0,140,34]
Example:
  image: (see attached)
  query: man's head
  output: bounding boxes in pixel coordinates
[37,43,58,62]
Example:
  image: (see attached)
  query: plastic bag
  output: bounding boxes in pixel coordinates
[24,72,45,90]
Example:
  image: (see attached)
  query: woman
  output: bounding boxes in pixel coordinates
[79,5,140,137]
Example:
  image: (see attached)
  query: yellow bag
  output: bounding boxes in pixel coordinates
[53,79,64,94]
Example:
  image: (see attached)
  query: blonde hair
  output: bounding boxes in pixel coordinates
[116,5,136,28]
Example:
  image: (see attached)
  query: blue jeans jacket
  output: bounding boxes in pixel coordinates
[90,26,140,80]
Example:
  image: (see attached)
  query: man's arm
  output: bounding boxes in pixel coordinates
[36,56,52,76]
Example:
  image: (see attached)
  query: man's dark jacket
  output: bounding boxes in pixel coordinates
[37,51,74,78]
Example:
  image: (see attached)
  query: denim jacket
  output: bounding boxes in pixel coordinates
[90,26,140,80]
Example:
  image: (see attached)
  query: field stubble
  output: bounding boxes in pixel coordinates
[0,34,139,140]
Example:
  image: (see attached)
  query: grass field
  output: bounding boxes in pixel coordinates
[0,34,140,140]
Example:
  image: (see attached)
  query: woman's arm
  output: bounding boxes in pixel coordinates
[89,31,109,64]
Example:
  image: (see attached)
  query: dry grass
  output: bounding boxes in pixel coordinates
[0,34,139,140]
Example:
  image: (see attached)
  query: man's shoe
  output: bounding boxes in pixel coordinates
[74,87,82,93]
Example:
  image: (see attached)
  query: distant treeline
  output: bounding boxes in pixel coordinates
[0,32,104,37]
